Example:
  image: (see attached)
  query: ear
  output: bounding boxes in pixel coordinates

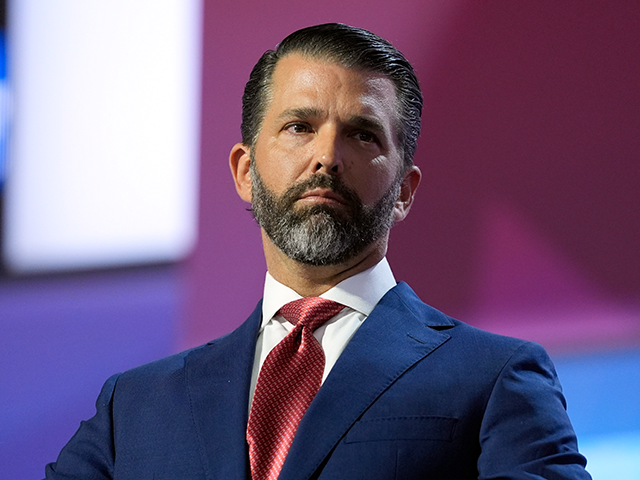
[393,165,421,222]
[229,142,253,203]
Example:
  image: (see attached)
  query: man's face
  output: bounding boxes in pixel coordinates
[247,54,407,266]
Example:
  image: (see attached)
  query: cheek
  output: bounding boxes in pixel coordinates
[353,165,399,205]
[255,142,309,193]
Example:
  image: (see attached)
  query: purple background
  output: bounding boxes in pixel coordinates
[2,1,639,478]
[185,0,640,351]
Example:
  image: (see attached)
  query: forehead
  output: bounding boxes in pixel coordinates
[267,54,399,124]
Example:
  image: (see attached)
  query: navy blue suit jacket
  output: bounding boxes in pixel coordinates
[45,282,590,479]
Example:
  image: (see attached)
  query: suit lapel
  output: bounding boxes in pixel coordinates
[278,283,453,480]
[185,301,262,480]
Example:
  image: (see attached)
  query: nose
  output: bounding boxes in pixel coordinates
[313,128,344,176]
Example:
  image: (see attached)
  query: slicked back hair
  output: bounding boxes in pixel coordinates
[240,23,423,169]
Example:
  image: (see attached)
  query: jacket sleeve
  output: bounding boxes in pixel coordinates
[477,341,592,479]
[44,373,121,480]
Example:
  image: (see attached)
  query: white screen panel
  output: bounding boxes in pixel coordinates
[3,0,201,272]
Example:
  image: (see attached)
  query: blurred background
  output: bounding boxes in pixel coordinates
[1,0,638,478]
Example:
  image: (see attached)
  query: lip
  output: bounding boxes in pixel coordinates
[298,188,346,206]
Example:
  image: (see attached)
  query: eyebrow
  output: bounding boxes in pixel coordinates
[348,115,385,136]
[277,107,323,122]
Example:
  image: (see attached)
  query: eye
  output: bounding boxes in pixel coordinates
[284,122,312,134]
[353,131,378,144]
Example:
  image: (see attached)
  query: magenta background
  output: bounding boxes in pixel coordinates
[184,0,640,351]
[1,1,639,478]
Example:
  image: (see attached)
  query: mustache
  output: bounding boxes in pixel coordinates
[279,174,362,209]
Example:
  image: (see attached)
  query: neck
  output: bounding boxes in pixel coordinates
[262,230,388,297]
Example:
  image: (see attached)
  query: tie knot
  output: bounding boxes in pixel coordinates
[279,297,344,332]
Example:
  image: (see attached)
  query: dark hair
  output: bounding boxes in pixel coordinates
[241,23,423,168]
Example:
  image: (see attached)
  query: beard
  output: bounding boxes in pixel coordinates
[250,162,401,266]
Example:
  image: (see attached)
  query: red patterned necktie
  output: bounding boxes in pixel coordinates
[247,297,345,480]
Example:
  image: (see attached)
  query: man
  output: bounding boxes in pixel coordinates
[45,24,591,479]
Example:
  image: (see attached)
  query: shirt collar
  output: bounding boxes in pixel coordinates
[261,257,397,328]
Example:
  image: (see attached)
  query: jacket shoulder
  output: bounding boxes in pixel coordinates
[116,299,263,386]
[391,281,544,360]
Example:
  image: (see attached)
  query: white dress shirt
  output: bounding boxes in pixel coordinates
[249,258,397,407]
